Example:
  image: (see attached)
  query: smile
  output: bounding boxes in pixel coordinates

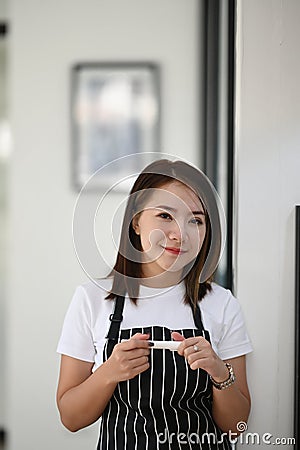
[163,247,188,255]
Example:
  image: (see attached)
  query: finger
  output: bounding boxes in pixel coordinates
[181,336,208,353]
[189,354,219,372]
[129,354,150,369]
[189,356,209,371]
[183,345,201,359]
[171,332,186,355]
[120,336,151,350]
[171,331,185,341]
[118,357,150,381]
[131,333,150,340]
[186,349,207,365]
[126,347,151,360]
[129,361,150,379]
[179,337,210,360]
[121,355,150,379]
[129,333,151,348]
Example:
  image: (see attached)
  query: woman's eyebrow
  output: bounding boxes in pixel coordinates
[154,205,205,215]
[154,205,176,212]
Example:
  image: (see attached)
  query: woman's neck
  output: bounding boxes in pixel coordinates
[140,270,183,288]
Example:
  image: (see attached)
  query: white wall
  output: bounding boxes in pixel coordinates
[6,1,201,449]
[0,0,7,20]
[236,0,300,447]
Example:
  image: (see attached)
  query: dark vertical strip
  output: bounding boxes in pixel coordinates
[201,1,208,171]
[226,0,236,291]
[294,206,300,448]
[0,429,5,447]
[0,21,8,448]
[0,22,8,37]
[203,0,220,182]
[202,0,235,291]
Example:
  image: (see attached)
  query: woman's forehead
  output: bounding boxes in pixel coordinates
[142,181,204,212]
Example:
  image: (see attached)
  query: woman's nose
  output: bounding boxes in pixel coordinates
[168,221,186,242]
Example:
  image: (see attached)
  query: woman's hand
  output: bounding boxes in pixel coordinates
[172,332,251,433]
[171,331,228,381]
[105,333,151,383]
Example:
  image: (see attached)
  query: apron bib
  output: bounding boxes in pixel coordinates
[97,296,231,450]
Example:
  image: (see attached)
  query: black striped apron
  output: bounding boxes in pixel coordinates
[97,296,231,450]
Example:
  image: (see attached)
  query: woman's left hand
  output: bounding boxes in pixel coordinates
[171,331,228,381]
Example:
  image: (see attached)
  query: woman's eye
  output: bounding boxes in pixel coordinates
[190,217,203,225]
[158,212,172,220]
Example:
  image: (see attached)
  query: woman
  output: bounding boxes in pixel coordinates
[57,159,252,449]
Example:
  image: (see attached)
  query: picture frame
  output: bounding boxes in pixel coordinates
[71,62,160,191]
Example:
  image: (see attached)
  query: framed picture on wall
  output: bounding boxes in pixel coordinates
[71,62,160,191]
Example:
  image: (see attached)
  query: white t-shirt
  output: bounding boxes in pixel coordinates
[57,278,253,369]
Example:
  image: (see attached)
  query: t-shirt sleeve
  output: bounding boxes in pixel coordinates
[216,293,253,360]
[57,286,96,362]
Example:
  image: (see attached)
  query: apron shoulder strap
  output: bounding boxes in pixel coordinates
[192,303,204,330]
[193,303,211,341]
[106,294,209,341]
[105,296,125,340]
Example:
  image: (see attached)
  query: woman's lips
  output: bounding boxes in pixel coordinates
[163,247,187,255]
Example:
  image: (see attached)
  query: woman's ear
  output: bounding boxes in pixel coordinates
[132,215,140,235]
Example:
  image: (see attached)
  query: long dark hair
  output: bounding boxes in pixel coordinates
[106,159,223,308]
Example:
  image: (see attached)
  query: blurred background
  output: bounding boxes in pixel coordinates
[0,0,300,449]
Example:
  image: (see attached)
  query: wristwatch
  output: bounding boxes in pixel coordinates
[210,363,236,390]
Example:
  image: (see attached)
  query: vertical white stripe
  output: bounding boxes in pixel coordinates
[199,375,213,450]
[104,343,111,450]
[124,372,138,446]
[126,330,138,448]
[160,327,171,450]
[113,392,120,450]
[137,327,148,449]
[135,365,142,450]
[191,349,211,449]
[170,344,180,434]
[177,329,192,450]
[126,379,132,449]
[115,382,129,449]
[112,331,124,450]
[98,417,103,449]
[102,403,110,450]
[122,329,131,449]
[148,326,158,444]
[168,328,185,450]
[185,330,202,449]
[190,329,203,449]
[139,371,148,449]
[192,329,220,449]
[132,407,138,449]
[199,329,215,450]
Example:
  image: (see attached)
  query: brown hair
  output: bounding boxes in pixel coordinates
[106,159,219,309]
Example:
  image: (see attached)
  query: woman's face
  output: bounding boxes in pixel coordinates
[133,181,206,280]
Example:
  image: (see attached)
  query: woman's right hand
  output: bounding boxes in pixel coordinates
[104,333,151,383]
[57,333,150,432]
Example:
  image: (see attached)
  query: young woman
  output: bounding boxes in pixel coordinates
[57,159,252,449]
